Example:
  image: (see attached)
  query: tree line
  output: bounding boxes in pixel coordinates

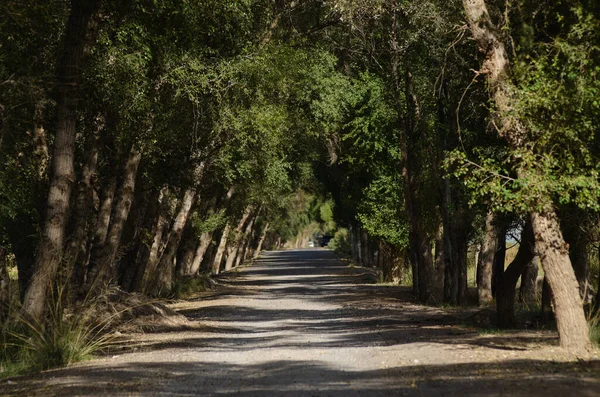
[0,0,599,355]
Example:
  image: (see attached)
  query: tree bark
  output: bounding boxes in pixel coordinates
[434,225,444,296]
[254,222,270,259]
[224,205,254,271]
[176,224,198,276]
[235,214,257,268]
[596,246,600,307]
[492,226,507,298]
[462,0,590,351]
[87,175,117,275]
[477,212,498,305]
[496,221,535,328]
[212,221,231,275]
[402,65,435,303]
[519,256,539,304]
[133,186,169,293]
[188,232,213,275]
[0,247,9,320]
[23,0,100,319]
[541,277,554,322]
[531,211,591,351]
[562,216,590,300]
[152,187,197,295]
[64,115,103,288]
[88,145,142,288]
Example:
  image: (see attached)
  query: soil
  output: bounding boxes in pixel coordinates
[2,249,599,396]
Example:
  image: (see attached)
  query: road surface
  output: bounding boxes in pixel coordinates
[2,249,599,396]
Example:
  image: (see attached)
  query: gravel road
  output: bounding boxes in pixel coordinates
[2,249,599,396]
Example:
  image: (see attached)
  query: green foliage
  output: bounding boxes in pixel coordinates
[328,228,353,257]
[357,174,409,248]
[448,2,600,215]
[172,274,212,299]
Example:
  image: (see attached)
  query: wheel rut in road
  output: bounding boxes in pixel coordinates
[3,249,600,396]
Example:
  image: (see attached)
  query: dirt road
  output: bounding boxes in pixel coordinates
[2,249,599,396]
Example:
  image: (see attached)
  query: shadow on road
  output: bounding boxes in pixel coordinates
[3,249,599,396]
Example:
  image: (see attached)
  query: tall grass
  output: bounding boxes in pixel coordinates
[1,284,115,377]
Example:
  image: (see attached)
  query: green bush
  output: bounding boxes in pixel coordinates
[328,228,352,257]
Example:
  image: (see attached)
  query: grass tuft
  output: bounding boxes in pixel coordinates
[1,285,115,377]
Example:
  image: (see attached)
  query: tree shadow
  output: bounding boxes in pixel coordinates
[4,359,599,396]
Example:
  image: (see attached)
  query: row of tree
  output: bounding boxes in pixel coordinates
[1,0,598,354]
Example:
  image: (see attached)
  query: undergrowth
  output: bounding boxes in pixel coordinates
[172,274,212,299]
[1,286,116,378]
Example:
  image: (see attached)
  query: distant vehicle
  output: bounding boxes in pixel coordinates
[308,241,315,247]
[320,235,332,247]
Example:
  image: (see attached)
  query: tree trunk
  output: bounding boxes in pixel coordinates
[541,277,554,322]
[596,246,600,307]
[462,0,590,352]
[224,205,253,271]
[88,145,142,288]
[531,210,591,351]
[254,222,270,259]
[152,188,197,296]
[64,116,103,289]
[87,175,117,276]
[120,187,160,292]
[0,247,9,320]
[402,65,434,303]
[434,225,445,299]
[492,226,507,298]
[176,225,198,276]
[188,232,213,275]
[140,215,169,292]
[235,214,257,268]
[477,212,498,305]
[212,221,231,275]
[496,221,535,328]
[361,230,370,267]
[23,0,100,319]
[563,220,590,300]
[519,256,539,304]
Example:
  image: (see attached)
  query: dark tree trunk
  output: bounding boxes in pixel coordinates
[0,247,9,320]
[23,0,100,319]
[434,226,445,299]
[88,145,142,289]
[477,212,498,305]
[134,187,170,293]
[491,223,507,298]
[562,214,590,299]
[518,256,539,304]
[496,221,535,328]
[361,230,370,267]
[64,116,103,289]
[87,175,117,275]
[596,246,600,307]
[176,222,198,276]
[541,277,554,322]
[402,66,434,303]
